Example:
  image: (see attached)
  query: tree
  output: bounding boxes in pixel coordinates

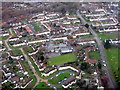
[40,56,44,61]
[85,24,89,28]
[98,62,102,69]
[61,8,66,14]
[38,55,44,61]
[9,56,13,60]
[53,23,56,27]
[104,40,111,49]
[80,62,90,70]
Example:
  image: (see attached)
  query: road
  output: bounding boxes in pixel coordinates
[4,38,11,51]
[20,48,41,88]
[76,10,116,89]
[20,48,48,88]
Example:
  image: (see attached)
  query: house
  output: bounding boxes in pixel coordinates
[52,36,68,41]
[58,65,79,72]
[62,78,77,88]
[73,31,90,37]
[41,68,57,77]
[36,31,50,36]
[9,37,19,41]
[28,39,49,44]
[60,48,73,54]
[77,40,95,45]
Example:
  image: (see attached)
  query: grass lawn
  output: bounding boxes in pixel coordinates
[11,49,22,55]
[105,48,120,85]
[99,34,118,40]
[28,56,42,77]
[24,47,34,53]
[48,54,77,66]
[34,82,52,89]
[88,51,100,60]
[2,36,9,40]
[48,72,70,85]
[33,24,42,32]
[80,34,94,38]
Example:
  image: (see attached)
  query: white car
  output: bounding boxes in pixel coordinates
[103,64,106,67]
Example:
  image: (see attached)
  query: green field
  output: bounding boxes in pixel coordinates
[2,36,9,40]
[48,72,70,85]
[88,51,100,60]
[99,34,118,40]
[48,54,77,66]
[24,47,34,53]
[35,82,52,89]
[11,49,22,55]
[33,24,42,32]
[80,34,94,38]
[105,48,120,86]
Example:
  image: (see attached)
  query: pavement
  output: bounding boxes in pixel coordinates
[76,10,116,89]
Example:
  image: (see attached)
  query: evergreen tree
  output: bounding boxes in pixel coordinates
[104,40,111,49]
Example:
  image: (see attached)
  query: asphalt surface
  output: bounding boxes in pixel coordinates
[76,10,116,88]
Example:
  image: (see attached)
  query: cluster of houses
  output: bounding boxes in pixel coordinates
[81,8,119,32]
[105,39,120,44]
[84,46,98,65]
[21,41,83,88]
[7,11,92,48]
[1,53,33,88]
[98,26,119,32]
[0,41,6,52]
[0,30,9,37]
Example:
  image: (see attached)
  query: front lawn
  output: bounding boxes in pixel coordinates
[34,82,52,89]
[88,51,100,60]
[48,54,77,66]
[2,36,9,40]
[23,47,34,53]
[105,48,120,86]
[11,49,22,55]
[48,72,70,85]
[33,24,42,32]
[99,34,118,40]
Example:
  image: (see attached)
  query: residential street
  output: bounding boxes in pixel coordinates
[4,38,11,51]
[20,48,48,88]
[76,10,116,88]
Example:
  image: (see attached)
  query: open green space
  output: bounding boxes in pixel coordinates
[2,36,9,40]
[48,54,77,66]
[99,34,118,40]
[33,24,42,32]
[24,47,34,53]
[34,82,52,89]
[80,34,94,38]
[11,49,22,55]
[48,72,70,85]
[28,56,42,77]
[88,51,100,60]
[105,48,120,86]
